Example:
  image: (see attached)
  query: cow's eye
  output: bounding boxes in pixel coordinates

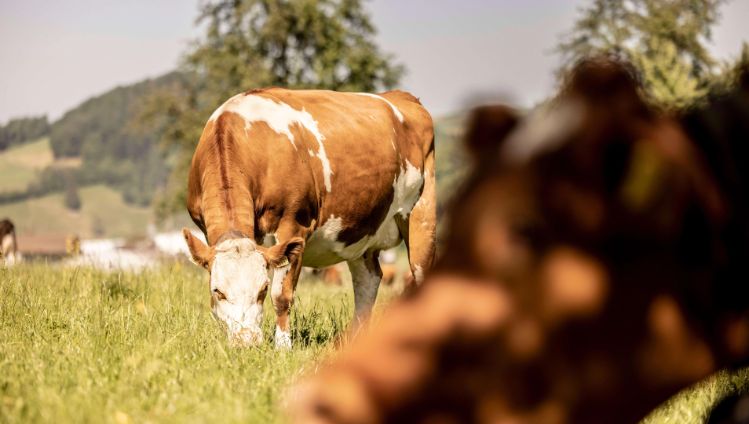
[213,288,227,301]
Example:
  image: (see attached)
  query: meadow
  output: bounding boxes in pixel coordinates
[0,139,151,239]
[0,138,54,194]
[1,263,746,423]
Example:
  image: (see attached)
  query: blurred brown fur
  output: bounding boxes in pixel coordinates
[310,266,344,286]
[289,58,749,424]
[380,264,397,287]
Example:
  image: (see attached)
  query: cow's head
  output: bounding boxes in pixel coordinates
[182,229,304,346]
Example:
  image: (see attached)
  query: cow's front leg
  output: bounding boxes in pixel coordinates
[347,250,383,324]
[271,257,302,349]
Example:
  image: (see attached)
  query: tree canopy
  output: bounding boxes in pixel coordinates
[151,0,404,218]
[557,0,728,109]
[0,116,49,151]
[47,73,180,206]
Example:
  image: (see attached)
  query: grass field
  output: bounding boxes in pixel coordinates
[0,139,149,240]
[0,263,398,423]
[0,263,746,423]
[0,185,151,239]
[0,138,55,193]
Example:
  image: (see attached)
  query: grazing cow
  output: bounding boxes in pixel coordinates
[288,59,749,423]
[182,88,435,347]
[0,219,18,266]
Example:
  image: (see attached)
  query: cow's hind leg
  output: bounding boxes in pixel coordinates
[399,150,436,287]
[347,250,382,323]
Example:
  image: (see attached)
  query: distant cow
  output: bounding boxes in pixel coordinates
[380,264,397,286]
[183,88,435,347]
[289,59,749,423]
[310,266,343,286]
[0,219,18,266]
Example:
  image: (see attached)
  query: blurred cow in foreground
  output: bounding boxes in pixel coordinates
[0,218,18,266]
[289,58,749,423]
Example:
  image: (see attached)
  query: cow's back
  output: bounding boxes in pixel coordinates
[257,89,432,266]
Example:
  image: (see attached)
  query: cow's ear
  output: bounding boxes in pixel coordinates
[266,237,305,268]
[183,228,213,270]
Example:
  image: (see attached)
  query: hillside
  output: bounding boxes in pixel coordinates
[0,185,151,239]
[46,72,184,207]
[0,138,54,193]
[433,113,469,213]
[0,138,153,240]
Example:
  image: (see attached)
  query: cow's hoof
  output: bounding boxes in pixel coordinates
[275,326,292,349]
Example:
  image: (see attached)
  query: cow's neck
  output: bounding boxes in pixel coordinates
[201,117,255,245]
[201,185,254,245]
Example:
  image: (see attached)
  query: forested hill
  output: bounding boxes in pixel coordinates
[46,72,185,206]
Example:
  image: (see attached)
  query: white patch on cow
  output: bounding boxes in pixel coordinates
[1,234,15,266]
[209,93,333,192]
[395,161,422,218]
[320,216,343,240]
[303,160,424,267]
[355,93,404,122]
[413,265,424,284]
[210,238,269,346]
[270,263,290,304]
[413,169,432,209]
[269,263,292,349]
[275,326,292,349]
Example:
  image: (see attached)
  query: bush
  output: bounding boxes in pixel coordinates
[64,179,81,211]
[0,115,49,150]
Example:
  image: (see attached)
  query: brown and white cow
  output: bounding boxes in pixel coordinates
[182,88,435,347]
[0,218,18,266]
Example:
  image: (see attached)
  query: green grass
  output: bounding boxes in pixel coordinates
[0,138,54,193]
[0,263,370,423]
[0,185,151,238]
[0,263,745,423]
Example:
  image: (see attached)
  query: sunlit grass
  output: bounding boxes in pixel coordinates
[0,263,365,423]
[0,138,55,192]
[0,262,745,423]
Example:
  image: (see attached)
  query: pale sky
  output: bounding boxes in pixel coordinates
[1,0,748,123]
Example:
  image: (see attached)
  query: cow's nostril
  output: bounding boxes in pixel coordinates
[213,288,227,301]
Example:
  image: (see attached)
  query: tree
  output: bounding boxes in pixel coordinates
[0,115,49,151]
[147,0,404,218]
[710,42,749,94]
[557,0,726,109]
[64,176,82,211]
[47,73,180,206]
[631,36,707,109]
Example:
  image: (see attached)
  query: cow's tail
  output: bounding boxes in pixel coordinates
[402,140,436,289]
